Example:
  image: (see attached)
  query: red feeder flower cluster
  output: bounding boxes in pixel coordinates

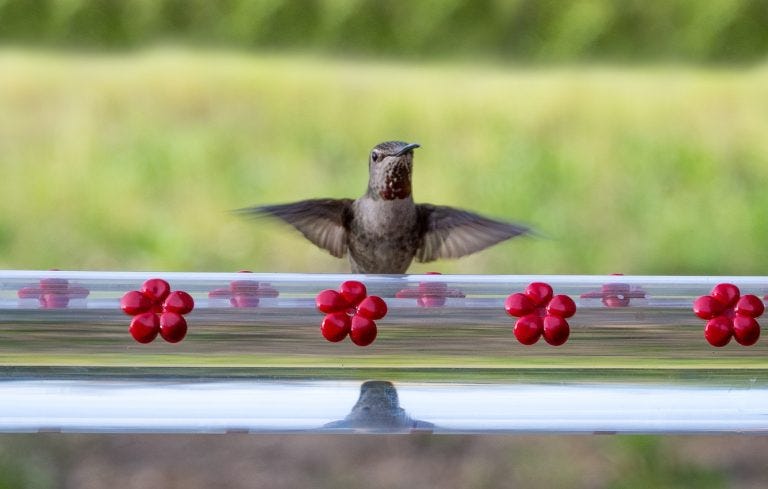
[504,282,577,346]
[120,278,195,344]
[395,272,465,307]
[17,277,89,309]
[315,280,387,347]
[580,275,646,308]
[208,272,279,308]
[693,283,764,347]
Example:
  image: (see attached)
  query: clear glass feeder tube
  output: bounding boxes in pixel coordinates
[0,270,766,434]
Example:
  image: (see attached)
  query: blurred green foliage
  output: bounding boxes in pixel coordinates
[0,439,58,489]
[1,49,767,274]
[610,437,725,489]
[0,0,767,64]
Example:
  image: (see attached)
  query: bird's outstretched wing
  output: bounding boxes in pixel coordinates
[239,199,354,258]
[415,204,530,263]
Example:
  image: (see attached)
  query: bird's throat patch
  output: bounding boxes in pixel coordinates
[379,166,412,200]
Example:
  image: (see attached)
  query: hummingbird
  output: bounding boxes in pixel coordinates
[241,141,531,273]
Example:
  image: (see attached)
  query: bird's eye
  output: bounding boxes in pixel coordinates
[371,151,379,162]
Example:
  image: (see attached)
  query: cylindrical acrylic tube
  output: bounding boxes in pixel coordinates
[0,270,766,433]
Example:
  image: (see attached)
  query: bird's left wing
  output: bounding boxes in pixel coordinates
[415,204,531,263]
[239,199,354,258]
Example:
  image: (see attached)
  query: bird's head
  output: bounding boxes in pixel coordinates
[367,141,420,200]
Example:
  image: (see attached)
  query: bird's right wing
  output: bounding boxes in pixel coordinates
[415,204,531,263]
[238,199,353,258]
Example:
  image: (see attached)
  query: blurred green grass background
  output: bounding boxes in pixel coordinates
[1,49,767,274]
[2,0,767,64]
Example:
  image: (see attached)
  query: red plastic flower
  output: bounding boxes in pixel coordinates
[208,271,279,308]
[580,275,645,308]
[693,283,764,347]
[120,278,195,344]
[395,272,465,307]
[504,282,576,346]
[18,277,89,309]
[315,280,387,346]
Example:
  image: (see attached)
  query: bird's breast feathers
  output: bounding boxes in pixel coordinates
[352,197,417,236]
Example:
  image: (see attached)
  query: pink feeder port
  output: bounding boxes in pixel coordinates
[395,272,465,307]
[17,276,90,309]
[693,283,764,347]
[580,275,646,307]
[315,280,387,347]
[208,271,279,308]
[504,282,576,346]
[120,278,195,344]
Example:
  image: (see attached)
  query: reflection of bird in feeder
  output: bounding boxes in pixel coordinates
[323,380,433,432]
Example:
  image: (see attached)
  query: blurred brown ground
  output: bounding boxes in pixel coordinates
[3,434,768,488]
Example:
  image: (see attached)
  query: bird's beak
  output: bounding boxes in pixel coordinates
[394,143,420,156]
